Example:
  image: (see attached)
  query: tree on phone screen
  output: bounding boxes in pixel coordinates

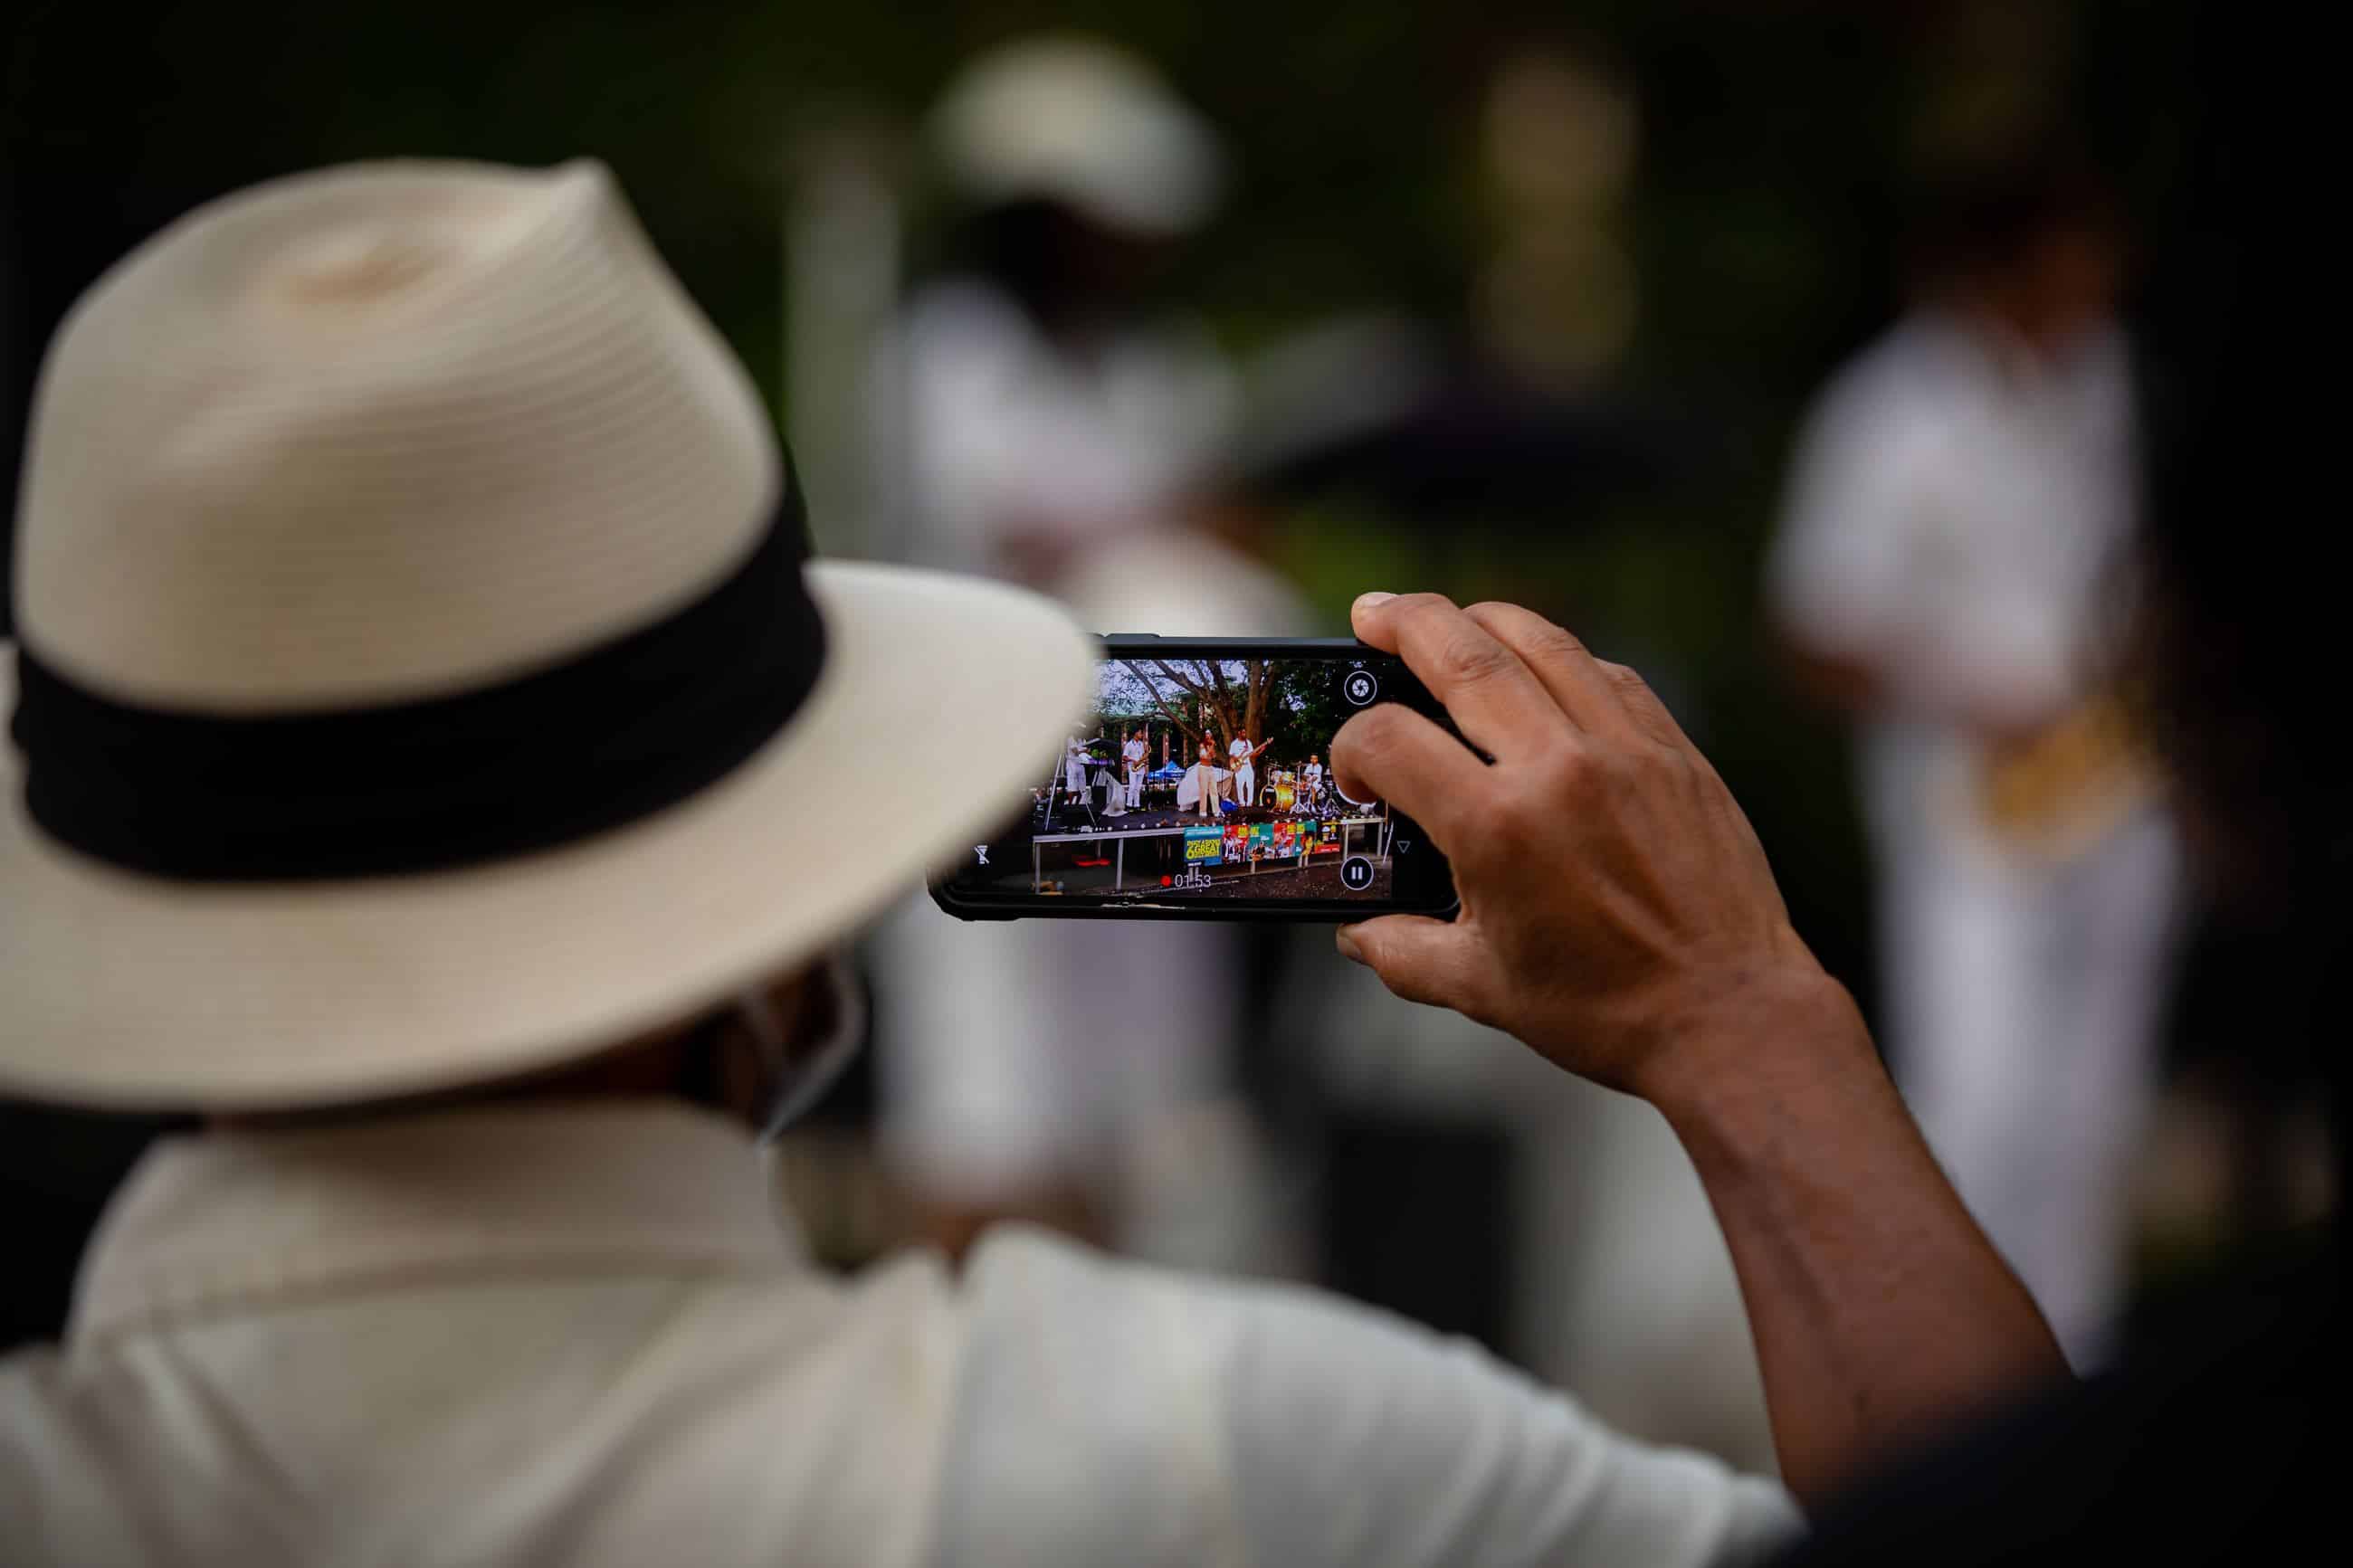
[1107,659,1349,772]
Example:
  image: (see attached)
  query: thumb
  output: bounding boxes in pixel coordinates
[1337,916,1491,1016]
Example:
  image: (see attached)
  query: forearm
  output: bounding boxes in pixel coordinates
[1643,969,2068,1509]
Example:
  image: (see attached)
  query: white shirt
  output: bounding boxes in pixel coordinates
[1766,312,2139,855]
[885,282,1239,576]
[1229,739,1254,770]
[1,1103,1796,1567]
[1123,738,1147,770]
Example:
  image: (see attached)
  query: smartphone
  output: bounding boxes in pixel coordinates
[930,636,1459,921]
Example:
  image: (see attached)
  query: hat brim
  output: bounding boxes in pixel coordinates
[0,562,1094,1109]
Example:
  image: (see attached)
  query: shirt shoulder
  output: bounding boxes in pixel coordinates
[1795,320,1982,473]
[943,1227,1798,1568]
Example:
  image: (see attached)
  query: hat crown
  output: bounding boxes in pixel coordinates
[14,159,779,712]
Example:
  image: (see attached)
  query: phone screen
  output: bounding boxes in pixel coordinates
[933,638,1457,920]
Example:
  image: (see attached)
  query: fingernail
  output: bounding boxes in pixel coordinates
[1335,925,1367,964]
[1352,592,1396,615]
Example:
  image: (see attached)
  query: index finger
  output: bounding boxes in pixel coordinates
[1329,700,1485,851]
[1351,592,1569,760]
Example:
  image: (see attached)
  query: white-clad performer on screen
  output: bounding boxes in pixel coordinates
[1184,736,1224,820]
[1300,753,1324,815]
[1230,731,1272,813]
[1123,727,1148,809]
[1063,736,1091,812]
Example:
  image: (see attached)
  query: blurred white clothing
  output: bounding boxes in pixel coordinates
[0,1104,1798,1567]
[1770,314,2139,729]
[1054,531,1309,635]
[1768,310,2181,1364]
[881,281,1236,579]
[1879,794,2179,1364]
[1176,760,1230,815]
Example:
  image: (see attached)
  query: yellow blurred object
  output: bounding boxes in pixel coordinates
[1976,695,2159,860]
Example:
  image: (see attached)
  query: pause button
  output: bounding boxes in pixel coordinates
[1340,856,1377,891]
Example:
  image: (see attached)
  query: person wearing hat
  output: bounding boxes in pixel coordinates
[0,160,2063,1565]
[883,34,1238,592]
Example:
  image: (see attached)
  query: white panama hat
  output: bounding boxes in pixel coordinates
[0,158,1094,1109]
[929,35,1224,237]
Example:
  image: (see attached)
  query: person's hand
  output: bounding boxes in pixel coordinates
[1329,593,1849,1101]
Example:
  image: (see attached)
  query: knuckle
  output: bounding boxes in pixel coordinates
[1602,660,1666,714]
[1519,615,1591,662]
[1598,659,1646,692]
[1437,628,1514,688]
[1530,736,1592,795]
[1335,702,1402,758]
[1486,767,1559,846]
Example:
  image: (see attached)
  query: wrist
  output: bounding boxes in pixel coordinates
[1625,957,1876,1125]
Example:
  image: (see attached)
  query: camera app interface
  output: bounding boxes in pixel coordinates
[956,654,1408,904]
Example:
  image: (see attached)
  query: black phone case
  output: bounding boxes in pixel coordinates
[928,635,1460,923]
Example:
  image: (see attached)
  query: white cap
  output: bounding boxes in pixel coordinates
[930,36,1224,237]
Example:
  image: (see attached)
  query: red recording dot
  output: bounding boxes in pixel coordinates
[1160,875,1173,887]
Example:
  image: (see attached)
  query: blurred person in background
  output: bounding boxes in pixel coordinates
[1763,60,2338,1550]
[873,34,1235,592]
[1766,140,2180,1366]
[865,37,1308,1275]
